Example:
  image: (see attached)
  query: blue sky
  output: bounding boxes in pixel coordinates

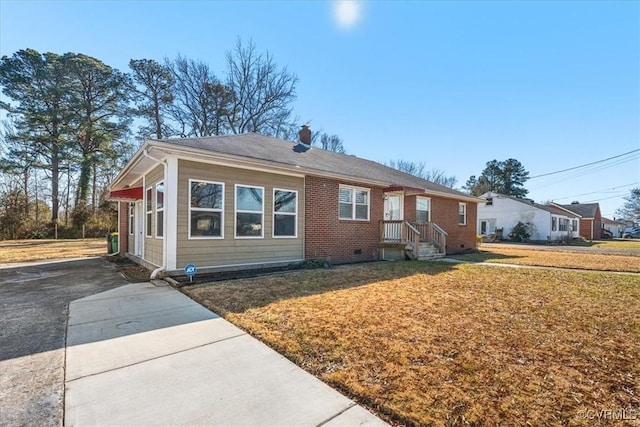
[1,0,639,218]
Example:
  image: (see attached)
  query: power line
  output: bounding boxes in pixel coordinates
[552,182,640,201]
[528,153,639,191]
[529,149,640,179]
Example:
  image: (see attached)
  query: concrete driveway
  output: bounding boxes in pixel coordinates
[0,257,129,427]
[65,281,388,426]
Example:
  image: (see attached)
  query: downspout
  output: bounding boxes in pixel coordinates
[142,148,167,279]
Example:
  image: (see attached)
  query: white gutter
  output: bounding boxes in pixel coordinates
[141,148,167,280]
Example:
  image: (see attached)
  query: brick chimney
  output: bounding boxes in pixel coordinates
[299,125,311,145]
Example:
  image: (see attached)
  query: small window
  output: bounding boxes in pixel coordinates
[189,180,224,238]
[236,185,264,238]
[458,203,467,225]
[156,182,164,238]
[145,187,152,237]
[552,217,557,231]
[416,197,431,223]
[339,186,370,221]
[128,203,135,235]
[486,197,493,206]
[273,189,297,238]
[572,219,578,231]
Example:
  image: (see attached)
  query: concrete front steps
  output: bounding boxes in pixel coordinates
[413,242,445,260]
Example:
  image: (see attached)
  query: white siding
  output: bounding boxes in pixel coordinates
[478,192,550,240]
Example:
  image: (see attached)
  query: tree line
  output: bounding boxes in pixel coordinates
[0,40,347,239]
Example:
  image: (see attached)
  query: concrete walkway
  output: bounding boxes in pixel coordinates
[65,281,388,427]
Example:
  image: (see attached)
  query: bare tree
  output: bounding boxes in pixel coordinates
[312,132,346,153]
[225,39,298,138]
[387,159,458,188]
[166,55,232,137]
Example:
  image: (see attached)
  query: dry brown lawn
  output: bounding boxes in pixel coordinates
[0,238,106,263]
[454,246,640,273]
[185,262,640,426]
[592,240,640,250]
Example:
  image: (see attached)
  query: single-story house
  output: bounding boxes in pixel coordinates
[600,217,624,238]
[477,192,580,241]
[108,126,480,277]
[550,202,602,240]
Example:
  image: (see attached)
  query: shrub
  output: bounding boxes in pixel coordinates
[509,221,531,242]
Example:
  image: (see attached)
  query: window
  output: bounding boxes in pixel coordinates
[189,180,224,238]
[416,197,431,223]
[486,197,493,206]
[458,203,467,225]
[552,217,557,231]
[128,203,135,235]
[559,218,569,231]
[339,186,370,221]
[236,185,264,238]
[572,219,578,231]
[145,187,152,237]
[156,182,164,238]
[273,189,297,237]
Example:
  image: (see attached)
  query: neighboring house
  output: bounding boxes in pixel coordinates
[601,217,625,238]
[108,126,480,277]
[551,202,602,240]
[477,192,580,241]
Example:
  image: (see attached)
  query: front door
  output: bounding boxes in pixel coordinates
[135,200,143,256]
[383,194,404,241]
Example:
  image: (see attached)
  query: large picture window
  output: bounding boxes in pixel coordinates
[156,181,164,238]
[339,186,369,221]
[458,202,467,225]
[273,189,297,238]
[145,187,152,237]
[189,180,224,238]
[416,196,431,223]
[236,185,264,238]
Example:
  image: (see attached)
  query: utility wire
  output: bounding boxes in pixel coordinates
[529,149,640,179]
[528,154,639,191]
[552,182,640,201]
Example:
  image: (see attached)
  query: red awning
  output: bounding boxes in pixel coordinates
[108,187,143,201]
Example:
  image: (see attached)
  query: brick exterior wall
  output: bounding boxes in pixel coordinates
[304,176,478,262]
[118,201,129,255]
[401,194,477,254]
[304,175,383,264]
[430,196,478,253]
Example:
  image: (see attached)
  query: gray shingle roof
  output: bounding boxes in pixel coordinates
[558,203,600,218]
[152,133,476,201]
[481,192,579,216]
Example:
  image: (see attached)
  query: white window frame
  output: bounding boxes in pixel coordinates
[552,216,558,231]
[416,196,431,223]
[339,185,370,221]
[145,186,153,238]
[155,181,164,239]
[188,179,225,240]
[458,202,467,225]
[235,184,265,239]
[128,202,135,235]
[273,188,298,238]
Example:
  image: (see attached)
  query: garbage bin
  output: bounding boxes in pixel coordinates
[110,232,119,254]
[106,232,112,253]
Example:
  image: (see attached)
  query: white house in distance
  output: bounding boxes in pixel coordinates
[478,192,580,241]
[601,217,625,238]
